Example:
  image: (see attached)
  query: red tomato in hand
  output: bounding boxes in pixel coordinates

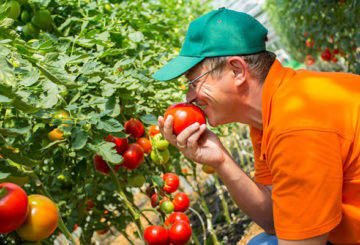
[162,173,179,193]
[148,125,160,137]
[169,220,192,245]
[144,225,169,245]
[164,103,206,135]
[136,137,152,154]
[16,195,59,242]
[122,143,144,170]
[165,212,190,227]
[0,183,28,233]
[172,192,190,212]
[125,119,144,138]
[105,135,128,154]
[93,154,121,175]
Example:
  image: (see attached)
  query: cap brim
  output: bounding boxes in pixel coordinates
[152,55,205,81]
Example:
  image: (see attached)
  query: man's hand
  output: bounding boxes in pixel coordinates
[158,115,230,168]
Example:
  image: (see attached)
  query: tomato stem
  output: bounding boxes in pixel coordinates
[213,174,232,224]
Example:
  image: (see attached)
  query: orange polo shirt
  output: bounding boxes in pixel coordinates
[250,59,360,243]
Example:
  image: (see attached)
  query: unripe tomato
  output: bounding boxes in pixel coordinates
[128,173,145,188]
[152,134,169,150]
[0,183,28,233]
[144,225,169,245]
[21,10,30,22]
[22,22,39,38]
[160,200,174,214]
[202,165,215,174]
[48,128,64,141]
[124,119,144,138]
[122,143,144,170]
[104,3,112,11]
[164,103,206,135]
[172,192,190,212]
[169,220,192,245]
[6,1,21,19]
[31,10,52,30]
[164,212,190,227]
[162,173,179,193]
[148,125,160,137]
[150,149,170,165]
[105,135,128,154]
[93,154,121,175]
[16,195,59,242]
[136,137,152,154]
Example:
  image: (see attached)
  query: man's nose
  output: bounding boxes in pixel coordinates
[186,87,196,103]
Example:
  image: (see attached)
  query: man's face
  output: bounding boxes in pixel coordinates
[185,63,243,127]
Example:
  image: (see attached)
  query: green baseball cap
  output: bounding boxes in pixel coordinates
[152,8,268,81]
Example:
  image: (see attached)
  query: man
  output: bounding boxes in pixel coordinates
[152,8,360,245]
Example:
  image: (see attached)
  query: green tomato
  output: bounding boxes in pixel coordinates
[128,173,145,188]
[160,200,174,214]
[22,22,39,37]
[104,3,112,11]
[20,10,30,22]
[31,9,52,30]
[6,0,21,19]
[150,149,170,165]
[152,134,169,150]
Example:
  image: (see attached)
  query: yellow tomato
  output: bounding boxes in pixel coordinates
[16,195,59,242]
[202,165,215,174]
[48,128,64,141]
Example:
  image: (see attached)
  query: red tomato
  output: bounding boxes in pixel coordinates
[16,195,59,242]
[136,137,152,154]
[162,173,179,193]
[169,220,192,245]
[85,199,94,212]
[172,192,190,212]
[122,143,144,170]
[0,183,28,233]
[144,225,169,245]
[93,154,121,175]
[105,135,128,154]
[321,48,332,62]
[164,103,206,135]
[165,212,190,227]
[151,193,169,209]
[148,125,160,137]
[125,119,144,138]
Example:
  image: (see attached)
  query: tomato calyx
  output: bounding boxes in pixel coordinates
[0,187,6,198]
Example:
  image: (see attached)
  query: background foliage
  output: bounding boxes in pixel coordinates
[265,0,360,73]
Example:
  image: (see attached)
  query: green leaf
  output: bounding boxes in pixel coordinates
[0,94,11,103]
[97,118,124,132]
[0,126,31,136]
[90,142,123,164]
[129,31,144,42]
[20,67,40,87]
[0,148,41,167]
[140,114,158,125]
[0,172,10,179]
[151,175,164,187]
[39,80,58,108]
[71,129,88,150]
[0,187,6,198]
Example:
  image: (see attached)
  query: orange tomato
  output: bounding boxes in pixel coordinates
[48,128,64,141]
[202,165,215,174]
[136,137,152,154]
[16,195,59,242]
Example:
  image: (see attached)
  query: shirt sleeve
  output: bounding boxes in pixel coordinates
[249,126,272,185]
[267,129,343,240]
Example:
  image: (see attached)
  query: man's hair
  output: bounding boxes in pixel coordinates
[200,50,276,83]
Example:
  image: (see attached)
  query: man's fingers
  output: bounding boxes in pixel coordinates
[160,115,177,145]
[187,124,207,149]
[176,122,200,148]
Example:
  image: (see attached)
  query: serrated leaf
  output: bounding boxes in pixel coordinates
[91,142,123,164]
[151,175,164,187]
[20,67,40,87]
[71,129,88,150]
[39,80,58,108]
[97,118,124,132]
[140,114,158,125]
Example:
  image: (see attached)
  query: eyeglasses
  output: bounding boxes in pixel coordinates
[187,66,217,89]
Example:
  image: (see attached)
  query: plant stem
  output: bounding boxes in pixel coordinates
[190,162,220,245]
[213,174,232,224]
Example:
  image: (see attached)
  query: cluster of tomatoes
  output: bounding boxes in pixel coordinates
[144,173,192,245]
[0,182,59,242]
[3,0,53,38]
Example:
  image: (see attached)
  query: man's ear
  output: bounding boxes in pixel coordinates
[228,57,247,86]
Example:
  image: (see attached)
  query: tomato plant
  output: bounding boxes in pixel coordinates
[152,134,169,150]
[163,173,179,193]
[148,125,160,137]
[105,135,128,155]
[122,143,144,170]
[164,103,206,135]
[16,195,59,242]
[5,0,20,19]
[31,10,52,30]
[93,154,121,175]
[128,172,145,188]
[125,119,144,138]
[172,192,190,212]
[150,149,170,165]
[143,225,169,245]
[0,183,28,234]
[168,220,192,245]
